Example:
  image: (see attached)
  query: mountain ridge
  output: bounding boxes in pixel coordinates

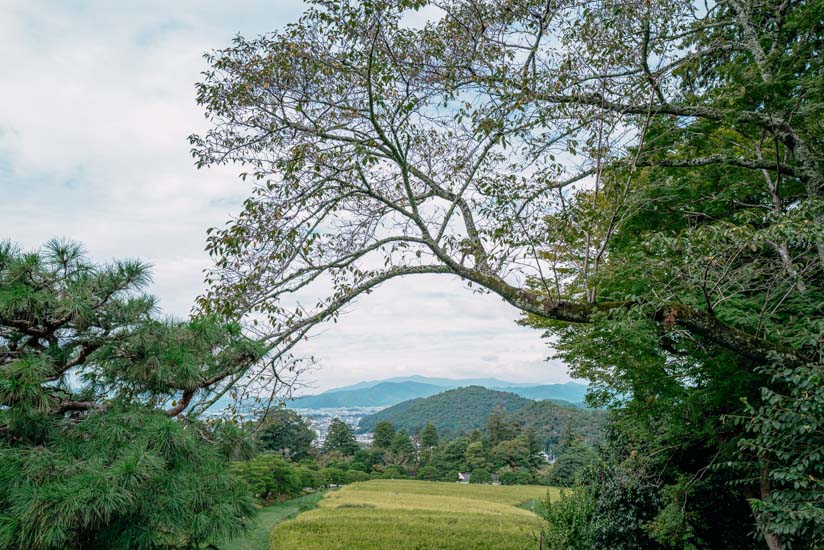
[287,381,444,409]
[288,376,588,409]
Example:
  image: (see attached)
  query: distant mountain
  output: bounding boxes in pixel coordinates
[295,376,589,409]
[287,381,444,409]
[324,375,536,394]
[500,384,588,404]
[357,386,533,437]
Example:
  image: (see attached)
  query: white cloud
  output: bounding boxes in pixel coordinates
[0,1,574,393]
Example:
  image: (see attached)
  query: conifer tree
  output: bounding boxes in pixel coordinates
[420,423,438,449]
[0,240,260,549]
[372,420,395,449]
[323,418,358,456]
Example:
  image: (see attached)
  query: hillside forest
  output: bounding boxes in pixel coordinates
[2,0,823,549]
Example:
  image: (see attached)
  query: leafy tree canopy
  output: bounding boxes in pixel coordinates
[190,1,824,547]
[257,407,316,460]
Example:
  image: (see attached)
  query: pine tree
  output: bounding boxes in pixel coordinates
[390,428,417,464]
[0,240,259,549]
[372,420,395,449]
[420,423,438,448]
[323,418,358,456]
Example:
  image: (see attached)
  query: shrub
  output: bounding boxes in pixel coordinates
[416,465,441,481]
[231,453,302,500]
[348,470,371,483]
[470,468,492,484]
[381,465,406,479]
[499,470,518,485]
[541,485,596,550]
[320,467,348,486]
[297,467,324,489]
[547,441,597,487]
[445,470,459,482]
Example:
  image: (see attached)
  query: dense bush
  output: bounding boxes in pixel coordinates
[416,465,441,481]
[0,407,256,550]
[381,465,406,479]
[547,440,597,487]
[347,470,372,483]
[320,467,349,486]
[296,466,325,489]
[231,453,302,501]
[540,485,596,550]
[470,468,492,484]
[499,470,519,486]
[445,470,459,483]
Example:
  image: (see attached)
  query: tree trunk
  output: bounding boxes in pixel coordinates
[744,463,782,550]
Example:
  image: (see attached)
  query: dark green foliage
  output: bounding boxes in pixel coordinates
[296,467,324,489]
[322,418,358,456]
[372,420,395,449]
[257,408,316,460]
[547,440,597,487]
[733,361,824,547]
[211,419,259,461]
[499,470,519,486]
[352,448,385,471]
[416,465,440,481]
[0,241,259,549]
[0,407,257,550]
[512,401,606,456]
[488,438,530,470]
[486,406,517,445]
[320,467,348,485]
[347,470,371,483]
[419,422,438,448]
[464,441,487,471]
[540,486,596,550]
[360,387,604,456]
[470,468,491,484]
[231,453,302,501]
[381,465,406,479]
[433,437,469,473]
[390,429,416,458]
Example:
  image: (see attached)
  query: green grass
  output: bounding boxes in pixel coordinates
[269,480,559,549]
[223,491,327,550]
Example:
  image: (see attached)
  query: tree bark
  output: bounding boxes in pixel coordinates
[744,463,783,550]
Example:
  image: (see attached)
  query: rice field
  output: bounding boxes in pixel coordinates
[269,480,558,549]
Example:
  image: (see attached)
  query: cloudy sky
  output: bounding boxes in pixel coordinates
[0,1,574,393]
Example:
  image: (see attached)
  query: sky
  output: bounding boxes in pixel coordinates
[0,0,575,393]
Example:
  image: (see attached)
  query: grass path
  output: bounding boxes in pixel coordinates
[223,491,327,550]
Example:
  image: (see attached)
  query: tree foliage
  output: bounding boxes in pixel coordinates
[257,407,316,460]
[0,241,258,549]
[372,420,395,449]
[190,1,824,547]
[323,418,359,456]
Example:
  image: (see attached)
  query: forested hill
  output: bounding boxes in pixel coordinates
[513,400,606,450]
[358,387,606,450]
